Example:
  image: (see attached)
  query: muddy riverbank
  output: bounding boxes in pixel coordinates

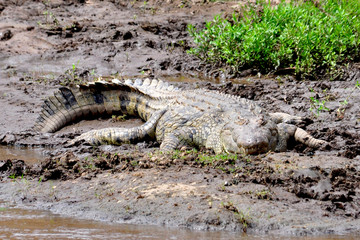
[0,0,359,237]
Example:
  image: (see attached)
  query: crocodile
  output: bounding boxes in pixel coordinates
[34,78,327,154]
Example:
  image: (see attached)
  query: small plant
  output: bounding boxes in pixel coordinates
[112,114,127,122]
[37,1,60,29]
[221,201,251,232]
[170,149,181,160]
[94,191,103,199]
[61,61,87,85]
[309,88,330,117]
[309,97,329,117]
[83,157,96,170]
[89,69,97,76]
[43,10,59,26]
[255,189,272,200]
[149,7,157,15]
[130,160,139,166]
[218,184,226,192]
[179,0,189,8]
[71,62,77,75]
[167,42,175,54]
[336,80,360,119]
[124,205,131,212]
[8,174,16,180]
[234,209,252,232]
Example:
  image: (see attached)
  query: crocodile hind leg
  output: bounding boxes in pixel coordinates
[276,123,328,151]
[294,127,328,148]
[70,109,166,145]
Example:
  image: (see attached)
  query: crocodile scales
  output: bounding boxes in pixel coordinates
[34,78,327,154]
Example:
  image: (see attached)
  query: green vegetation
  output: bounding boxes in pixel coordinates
[60,61,82,86]
[197,152,237,165]
[37,0,59,29]
[61,61,97,86]
[221,201,252,231]
[8,174,16,179]
[309,88,330,117]
[308,79,359,118]
[111,114,127,122]
[337,80,360,119]
[188,0,360,78]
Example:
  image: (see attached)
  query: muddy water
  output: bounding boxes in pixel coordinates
[0,204,236,240]
[0,204,356,240]
[0,203,243,240]
[0,145,47,165]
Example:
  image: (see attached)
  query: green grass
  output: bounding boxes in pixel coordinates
[187,0,360,78]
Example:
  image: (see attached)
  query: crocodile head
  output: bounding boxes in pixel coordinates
[220,115,278,155]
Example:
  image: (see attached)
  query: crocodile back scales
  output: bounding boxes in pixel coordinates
[34,78,264,133]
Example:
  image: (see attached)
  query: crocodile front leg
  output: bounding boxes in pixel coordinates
[159,133,182,151]
[70,109,166,145]
[159,127,194,152]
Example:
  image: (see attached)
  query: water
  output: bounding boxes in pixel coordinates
[0,203,358,240]
[0,204,251,240]
[0,205,235,240]
[0,145,47,164]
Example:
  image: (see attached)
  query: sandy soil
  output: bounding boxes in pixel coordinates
[0,0,359,236]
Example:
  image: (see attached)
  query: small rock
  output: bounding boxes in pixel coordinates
[0,134,16,145]
[334,202,345,210]
[0,30,13,41]
[141,21,160,34]
[224,181,232,186]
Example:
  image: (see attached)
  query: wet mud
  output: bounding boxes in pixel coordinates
[0,0,360,237]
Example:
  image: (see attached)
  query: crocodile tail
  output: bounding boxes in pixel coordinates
[33,80,150,133]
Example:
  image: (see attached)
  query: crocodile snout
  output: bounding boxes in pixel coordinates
[237,135,269,154]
